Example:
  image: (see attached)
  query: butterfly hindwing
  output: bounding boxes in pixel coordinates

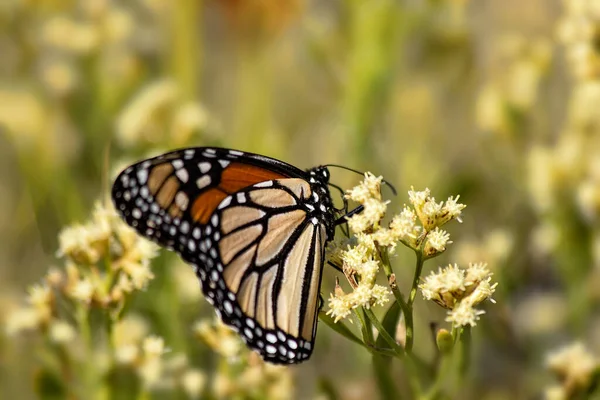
[192,179,327,363]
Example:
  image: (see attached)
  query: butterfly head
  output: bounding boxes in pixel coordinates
[308,166,330,184]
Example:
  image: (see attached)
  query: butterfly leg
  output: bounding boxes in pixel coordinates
[334,205,364,226]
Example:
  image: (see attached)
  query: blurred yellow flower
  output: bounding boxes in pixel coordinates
[113,314,150,347]
[42,16,99,54]
[194,319,243,360]
[5,307,42,336]
[67,277,95,304]
[181,369,206,399]
[48,320,76,344]
[143,335,167,358]
[546,341,600,398]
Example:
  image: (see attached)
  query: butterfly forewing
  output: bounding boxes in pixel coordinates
[111,147,335,364]
[112,148,296,254]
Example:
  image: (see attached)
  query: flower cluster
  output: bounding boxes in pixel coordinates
[326,233,391,322]
[116,79,213,149]
[476,35,551,136]
[111,315,206,396]
[327,175,466,322]
[545,341,600,400]
[2,201,213,398]
[194,318,293,399]
[6,201,157,335]
[419,262,497,327]
[558,0,600,80]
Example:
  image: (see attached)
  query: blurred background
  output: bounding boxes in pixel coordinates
[1,0,600,398]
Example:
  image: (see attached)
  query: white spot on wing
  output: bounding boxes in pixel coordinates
[196,175,211,189]
[176,168,189,183]
[193,227,201,239]
[137,169,148,184]
[266,333,277,343]
[172,160,184,169]
[218,160,230,168]
[218,196,232,209]
[254,181,273,188]
[198,162,211,173]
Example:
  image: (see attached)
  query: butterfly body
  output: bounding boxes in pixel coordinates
[112,147,336,364]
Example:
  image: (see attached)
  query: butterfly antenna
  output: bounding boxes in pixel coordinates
[323,164,397,196]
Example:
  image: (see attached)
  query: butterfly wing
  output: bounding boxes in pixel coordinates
[112,147,330,364]
[111,147,303,256]
[196,179,327,363]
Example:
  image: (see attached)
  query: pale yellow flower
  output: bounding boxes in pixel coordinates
[113,314,150,347]
[121,261,155,290]
[546,341,599,395]
[115,79,178,147]
[5,307,42,336]
[180,369,206,399]
[408,187,465,231]
[139,358,163,388]
[143,335,167,359]
[48,320,76,344]
[194,319,243,359]
[115,343,140,365]
[26,284,52,311]
[420,262,497,327]
[42,16,99,54]
[68,278,95,304]
[424,227,452,256]
[445,299,486,327]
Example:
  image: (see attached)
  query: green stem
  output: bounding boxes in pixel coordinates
[76,304,97,399]
[408,250,424,306]
[354,308,374,345]
[363,308,403,356]
[457,326,471,382]
[378,246,412,346]
[404,249,426,352]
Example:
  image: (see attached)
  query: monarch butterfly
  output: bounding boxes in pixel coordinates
[111,147,360,364]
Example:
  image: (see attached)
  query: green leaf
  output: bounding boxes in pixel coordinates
[319,311,364,346]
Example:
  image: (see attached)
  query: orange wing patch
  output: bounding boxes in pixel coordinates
[191,162,289,225]
[219,162,286,194]
[191,188,228,224]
